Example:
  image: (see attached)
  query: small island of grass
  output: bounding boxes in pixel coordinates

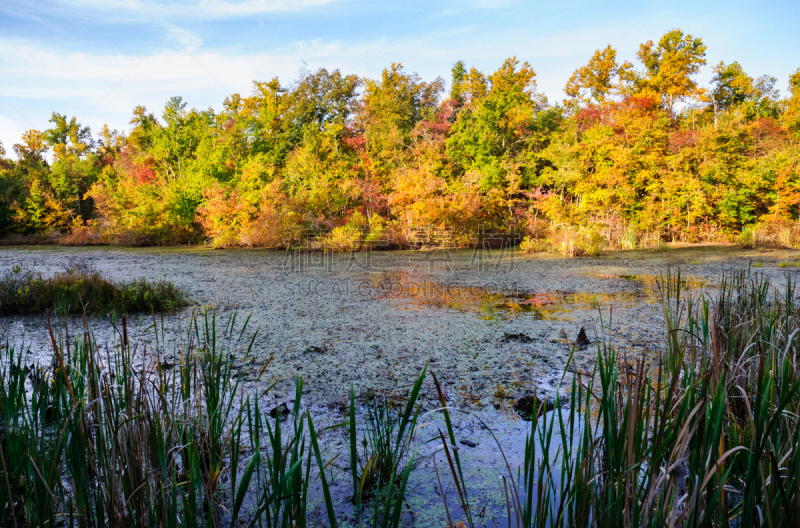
[0,264,188,316]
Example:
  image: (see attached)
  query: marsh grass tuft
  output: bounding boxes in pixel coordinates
[345,367,427,527]
[0,263,187,315]
[0,310,424,528]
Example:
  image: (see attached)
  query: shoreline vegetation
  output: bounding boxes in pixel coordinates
[1,29,799,257]
[0,263,187,316]
[1,269,800,526]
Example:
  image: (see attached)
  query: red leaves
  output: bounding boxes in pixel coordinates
[134,166,155,184]
[622,95,659,114]
[411,99,457,140]
[668,129,699,153]
[114,149,156,184]
[745,118,788,152]
[575,104,609,131]
[574,96,661,132]
[342,125,366,153]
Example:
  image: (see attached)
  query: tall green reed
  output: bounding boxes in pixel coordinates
[482,269,800,527]
[345,365,428,528]
[1,310,429,528]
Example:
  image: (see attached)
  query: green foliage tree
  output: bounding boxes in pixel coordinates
[0,143,24,233]
[636,29,707,113]
[710,62,782,122]
[446,57,553,191]
[359,63,444,179]
[2,32,800,252]
[565,45,634,105]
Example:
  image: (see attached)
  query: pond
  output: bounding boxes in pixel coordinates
[0,243,793,526]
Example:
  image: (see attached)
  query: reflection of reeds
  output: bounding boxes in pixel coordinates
[4,268,800,527]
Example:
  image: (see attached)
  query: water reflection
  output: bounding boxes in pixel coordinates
[359,271,657,320]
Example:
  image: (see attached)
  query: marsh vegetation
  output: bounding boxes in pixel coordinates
[2,268,800,526]
[0,262,187,316]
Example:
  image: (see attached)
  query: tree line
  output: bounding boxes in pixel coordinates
[2,28,799,253]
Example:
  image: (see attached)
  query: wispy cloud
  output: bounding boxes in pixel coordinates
[0,22,630,151]
[198,0,340,17]
[0,25,619,100]
[27,0,342,21]
[169,27,204,51]
[0,36,370,149]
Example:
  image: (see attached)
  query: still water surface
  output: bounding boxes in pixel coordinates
[0,244,788,526]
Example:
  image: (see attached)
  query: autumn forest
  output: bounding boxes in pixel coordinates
[2,29,800,254]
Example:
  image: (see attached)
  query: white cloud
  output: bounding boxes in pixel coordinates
[169,27,204,51]
[37,0,341,21]
[0,24,636,154]
[0,37,370,152]
[198,0,340,17]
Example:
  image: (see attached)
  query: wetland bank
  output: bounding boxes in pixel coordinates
[1,244,798,527]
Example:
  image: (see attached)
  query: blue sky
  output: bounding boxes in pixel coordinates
[1,0,798,156]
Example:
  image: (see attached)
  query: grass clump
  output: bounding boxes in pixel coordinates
[519,236,549,254]
[0,263,187,315]
[346,370,426,526]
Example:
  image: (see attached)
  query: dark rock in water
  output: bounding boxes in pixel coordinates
[514,393,555,420]
[303,345,328,354]
[269,402,290,419]
[576,327,590,347]
[45,405,56,424]
[459,439,477,448]
[502,332,533,343]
